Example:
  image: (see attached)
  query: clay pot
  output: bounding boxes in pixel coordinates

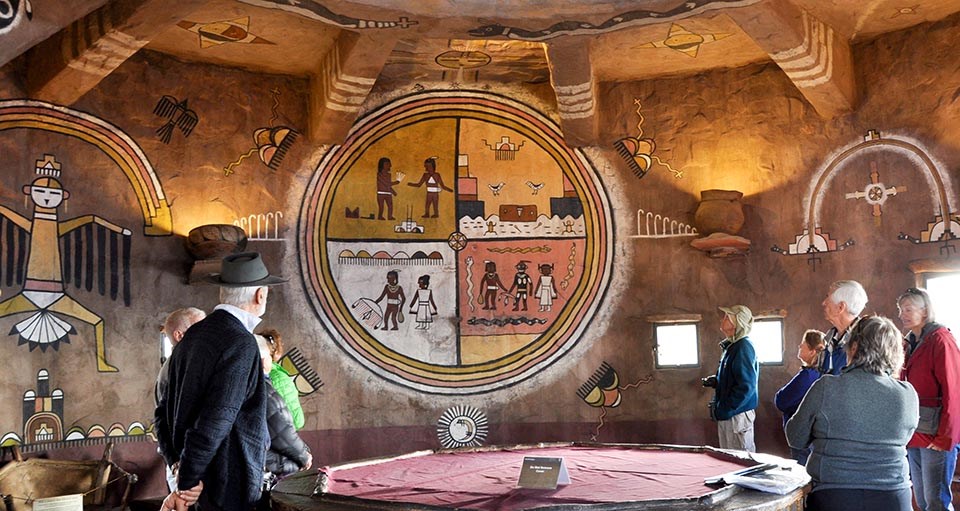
[693,190,745,236]
[185,224,248,260]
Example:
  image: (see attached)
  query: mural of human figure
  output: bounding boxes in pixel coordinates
[409,274,438,330]
[535,263,558,312]
[0,155,132,372]
[376,157,404,220]
[479,261,507,311]
[407,157,452,218]
[373,270,406,330]
[507,260,532,312]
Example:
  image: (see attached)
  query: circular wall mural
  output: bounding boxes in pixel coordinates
[299,90,612,394]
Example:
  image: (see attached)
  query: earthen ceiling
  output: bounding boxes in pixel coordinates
[5,0,960,146]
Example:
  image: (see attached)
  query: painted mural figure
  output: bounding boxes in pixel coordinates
[407,157,452,218]
[374,270,406,330]
[507,261,532,311]
[376,157,404,220]
[479,261,508,311]
[535,263,558,312]
[409,274,438,330]
[0,155,131,372]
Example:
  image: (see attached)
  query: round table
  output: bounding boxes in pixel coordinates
[273,443,808,511]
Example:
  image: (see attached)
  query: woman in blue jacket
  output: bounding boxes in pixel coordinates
[774,329,824,464]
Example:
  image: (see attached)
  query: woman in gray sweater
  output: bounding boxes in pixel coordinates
[786,316,919,511]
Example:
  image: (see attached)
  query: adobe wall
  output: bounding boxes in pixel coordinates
[0,12,958,498]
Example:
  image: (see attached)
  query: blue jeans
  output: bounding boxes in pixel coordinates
[908,446,958,511]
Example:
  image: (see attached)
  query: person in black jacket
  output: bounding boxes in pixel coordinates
[256,334,312,509]
[156,252,286,511]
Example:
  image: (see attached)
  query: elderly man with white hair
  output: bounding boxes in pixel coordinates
[156,252,286,511]
[819,280,868,376]
[155,306,206,492]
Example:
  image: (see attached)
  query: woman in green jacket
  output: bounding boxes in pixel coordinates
[260,328,305,430]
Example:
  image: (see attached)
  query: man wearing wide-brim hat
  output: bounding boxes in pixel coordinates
[156,252,287,511]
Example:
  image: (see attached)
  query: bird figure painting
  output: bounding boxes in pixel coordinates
[488,182,506,196]
[153,95,199,144]
[525,181,544,195]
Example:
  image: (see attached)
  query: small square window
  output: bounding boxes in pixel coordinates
[925,274,960,336]
[752,319,784,365]
[654,323,700,368]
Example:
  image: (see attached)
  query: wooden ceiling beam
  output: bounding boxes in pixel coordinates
[0,0,107,70]
[544,38,598,147]
[21,0,208,105]
[728,0,857,118]
[307,30,399,144]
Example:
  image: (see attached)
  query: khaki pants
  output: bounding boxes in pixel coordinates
[717,409,756,452]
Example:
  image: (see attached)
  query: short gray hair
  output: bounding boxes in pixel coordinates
[848,316,904,375]
[163,307,205,337]
[830,280,868,316]
[219,285,263,307]
[897,287,935,324]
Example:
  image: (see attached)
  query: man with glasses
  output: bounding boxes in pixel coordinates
[819,280,868,375]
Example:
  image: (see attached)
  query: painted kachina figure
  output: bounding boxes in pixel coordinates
[0,154,132,372]
[535,263,558,312]
[507,260,532,311]
[478,260,507,311]
[409,274,438,330]
[374,270,406,330]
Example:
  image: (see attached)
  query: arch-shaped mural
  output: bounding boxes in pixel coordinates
[807,135,953,233]
[776,131,958,258]
[300,90,613,394]
[0,99,172,236]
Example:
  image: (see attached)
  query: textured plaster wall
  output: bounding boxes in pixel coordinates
[0,12,958,498]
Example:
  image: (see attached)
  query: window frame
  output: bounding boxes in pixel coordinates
[751,317,785,366]
[911,259,960,336]
[651,317,702,369]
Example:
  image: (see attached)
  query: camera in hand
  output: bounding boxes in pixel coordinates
[701,375,718,388]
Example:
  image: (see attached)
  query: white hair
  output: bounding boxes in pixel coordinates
[219,286,264,307]
[163,307,206,338]
[830,280,868,316]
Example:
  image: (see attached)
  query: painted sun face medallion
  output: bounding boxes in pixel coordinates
[300,91,613,394]
[436,405,488,449]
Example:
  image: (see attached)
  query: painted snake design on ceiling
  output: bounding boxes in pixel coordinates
[237,0,418,29]
[467,0,761,41]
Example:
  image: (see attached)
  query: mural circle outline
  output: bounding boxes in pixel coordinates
[299,90,612,394]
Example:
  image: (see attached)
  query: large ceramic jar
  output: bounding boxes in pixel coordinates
[184,224,248,260]
[693,190,745,235]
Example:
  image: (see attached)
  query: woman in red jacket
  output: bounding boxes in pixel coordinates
[898,287,960,511]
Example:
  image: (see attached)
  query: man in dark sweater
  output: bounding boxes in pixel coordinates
[155,252,286,510]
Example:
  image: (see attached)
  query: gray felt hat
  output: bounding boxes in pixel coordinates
[206,252,287,287]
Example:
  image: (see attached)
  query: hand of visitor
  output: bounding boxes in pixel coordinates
[302,452,314,471]
[177,481,203,506]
